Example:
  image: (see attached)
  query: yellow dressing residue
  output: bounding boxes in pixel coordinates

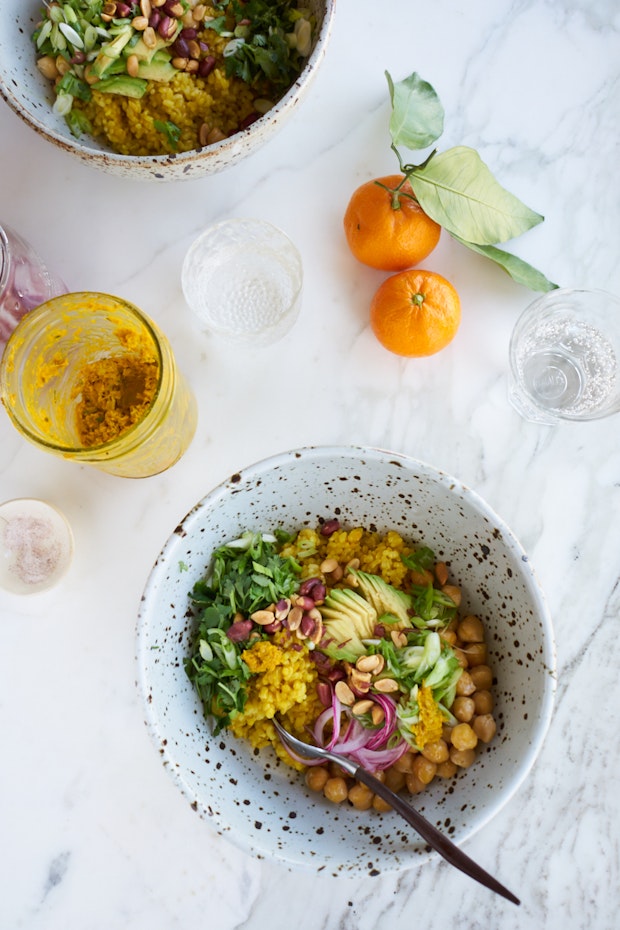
[36,351,68,387]
[411,685,445,749]
[72,352,159,447]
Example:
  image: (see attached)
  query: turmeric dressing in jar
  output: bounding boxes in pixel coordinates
[0,292,197,478]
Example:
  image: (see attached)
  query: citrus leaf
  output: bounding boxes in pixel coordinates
[451,234,559,292]
[410,146,544,244]
[387,70,444,151]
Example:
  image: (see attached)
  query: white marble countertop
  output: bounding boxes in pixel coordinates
[1,1,620,928]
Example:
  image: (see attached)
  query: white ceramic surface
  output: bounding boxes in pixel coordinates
[0,0,335,181]
[137,445,555,876]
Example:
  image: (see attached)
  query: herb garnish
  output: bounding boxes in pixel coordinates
[154,120,182,150]
[185,532,301,732]
[213,0,312,89]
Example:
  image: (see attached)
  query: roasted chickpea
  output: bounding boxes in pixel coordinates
[450,722,478,751]
[450,747,476,768]
[405,772,427,794]
[473,713,497,743]
[323,776,349,803]
[470,664,493,690]
[457,615,485,643]
[372,793,392,812]
[305,766,329,793]
[348,782,374,810]
[412,755,437,785]
[452,695,475,722]
[440,629,457,646]
[472,689,494,715]
[384,768,406,792]
[455,669,476,696]
[421,738,449,764]
[392,751,415,774]
[462,642,488,667]
[436,760,458,779]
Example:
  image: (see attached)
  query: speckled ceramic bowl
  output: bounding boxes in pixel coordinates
[136,446,556,876]
[0,0,335,181]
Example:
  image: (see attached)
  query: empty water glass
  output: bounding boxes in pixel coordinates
[181,218,303,346]
[508,288,620,424]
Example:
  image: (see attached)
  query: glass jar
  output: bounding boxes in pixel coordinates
[0,292,197,478]
[0,224,67,348]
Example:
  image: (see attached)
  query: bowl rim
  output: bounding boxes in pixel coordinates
[0,0,336,174]
[136,444,557,872]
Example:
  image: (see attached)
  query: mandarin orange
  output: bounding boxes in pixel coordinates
[370,269,461,357]
[343,175,441,271]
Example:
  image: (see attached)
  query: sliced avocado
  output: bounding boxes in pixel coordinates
[137,53,176,82]
[349,570,414,629]
[129,34,170,64]
[91,27,134,79]
[319,588,378,660]
[92,76,149,99]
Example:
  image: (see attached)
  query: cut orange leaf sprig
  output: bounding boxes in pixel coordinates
[385,70,558,292]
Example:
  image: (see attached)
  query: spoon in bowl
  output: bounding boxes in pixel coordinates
[272,716,520,905]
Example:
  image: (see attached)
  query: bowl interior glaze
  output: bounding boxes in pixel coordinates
[136,445,556,876]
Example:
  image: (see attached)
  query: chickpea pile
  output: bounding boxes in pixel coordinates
[304,566,497,812]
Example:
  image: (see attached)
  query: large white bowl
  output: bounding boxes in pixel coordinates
[136,446,556,877]
[0,0,335,181]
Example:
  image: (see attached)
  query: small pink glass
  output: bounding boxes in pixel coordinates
[0,224,67,348]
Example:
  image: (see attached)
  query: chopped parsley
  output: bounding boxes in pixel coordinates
[154,120,181,149]
[185,532,301,732]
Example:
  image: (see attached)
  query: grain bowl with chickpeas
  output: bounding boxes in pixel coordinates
[137,446,556,875]
[185,523,501,813]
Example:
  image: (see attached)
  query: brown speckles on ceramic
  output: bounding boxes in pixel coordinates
[0,1,335,181]
[136,445,556,876]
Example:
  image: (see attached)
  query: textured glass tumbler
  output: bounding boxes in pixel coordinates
[508,288,620,424]
[181,218,303,346]
[0,292,197,478]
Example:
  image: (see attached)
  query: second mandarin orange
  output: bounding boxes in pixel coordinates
[370,269,461,357]
[343,174,441,271]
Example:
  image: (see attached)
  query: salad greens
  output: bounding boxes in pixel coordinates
[185,530,468,756]
[385,70,558,292]
[211,0,314,89]
[185,532,301,732]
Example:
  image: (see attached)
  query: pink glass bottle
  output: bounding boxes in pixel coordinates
[0,224,67,348]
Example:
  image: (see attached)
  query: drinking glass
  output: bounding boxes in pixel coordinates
[508,288,620,424]
[181,218,303,346]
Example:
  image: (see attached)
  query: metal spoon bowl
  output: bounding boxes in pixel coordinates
[272,716,520,906]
